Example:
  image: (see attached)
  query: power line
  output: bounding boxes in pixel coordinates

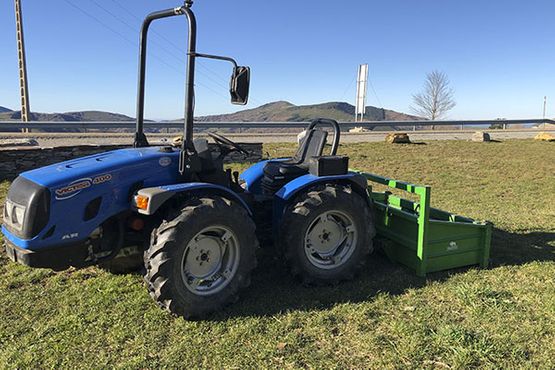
[62,0,134,49]
[367,67,383,107]
[61,0,230,102]
[90,0,230,93]
[340,72,356,101]
[106,0,234,92]
[107,0,264,107]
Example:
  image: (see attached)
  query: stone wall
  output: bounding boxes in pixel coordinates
[0,143,262,181]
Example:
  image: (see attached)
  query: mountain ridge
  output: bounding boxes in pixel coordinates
[0,110,134,122]
[195,101,421,122]
[0,101,420,122]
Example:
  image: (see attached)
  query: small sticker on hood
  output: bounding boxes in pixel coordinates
[159,157,172,167]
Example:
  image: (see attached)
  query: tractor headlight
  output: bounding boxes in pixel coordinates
[3,200,26,231]
[13,205,26,225]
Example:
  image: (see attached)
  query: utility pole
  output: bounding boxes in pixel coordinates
[543,96,547,129]
[15,0,31,131]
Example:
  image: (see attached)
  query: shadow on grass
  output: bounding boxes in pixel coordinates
[490,228,555,266]
[4,227,548,321]
[219,250,424,320]
[217,228,555,320]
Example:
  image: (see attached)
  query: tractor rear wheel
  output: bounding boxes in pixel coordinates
[281,184,375,284]
[144,195,258,319]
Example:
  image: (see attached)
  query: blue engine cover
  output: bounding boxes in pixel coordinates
[3,147,181,250]
[238,159,269,194]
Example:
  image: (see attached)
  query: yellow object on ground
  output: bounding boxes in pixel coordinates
[385,132,411,144]
[534,132,555,142]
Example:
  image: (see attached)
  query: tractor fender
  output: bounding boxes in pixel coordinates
[135,182,251,216]
[272,172,370,231]
[274,173,369,203]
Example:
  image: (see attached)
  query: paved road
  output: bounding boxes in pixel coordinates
[0,129,549,148]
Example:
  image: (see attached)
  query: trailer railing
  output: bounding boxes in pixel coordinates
[351,170,492,276]
[0,119,553,133]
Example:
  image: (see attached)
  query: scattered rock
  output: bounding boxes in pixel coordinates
[172,136,183,146]
[349,126,369,133]
[472,131,491,142]
[534,132,555,142]
[385,133,411,144]
[0,138,39,147]
[297,130,307,144]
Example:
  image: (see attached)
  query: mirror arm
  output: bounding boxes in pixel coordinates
[189,53,238,69]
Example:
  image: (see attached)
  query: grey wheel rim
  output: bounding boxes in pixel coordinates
[304,210,357,269]
[181,225,240,296]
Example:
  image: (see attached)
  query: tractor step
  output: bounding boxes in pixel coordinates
[352,170,492,277]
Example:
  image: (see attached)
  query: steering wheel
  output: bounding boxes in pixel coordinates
[207,132,250,156]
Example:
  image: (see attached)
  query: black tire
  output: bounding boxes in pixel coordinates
[144,195,258,319]
[280,184,375,284]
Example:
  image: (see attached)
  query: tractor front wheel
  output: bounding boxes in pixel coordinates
[281,184,375,284]
[144,195,258,319]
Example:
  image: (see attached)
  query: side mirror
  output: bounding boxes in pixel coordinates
[230,66,250,105]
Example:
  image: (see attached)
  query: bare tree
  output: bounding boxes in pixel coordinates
[411,71,456,128]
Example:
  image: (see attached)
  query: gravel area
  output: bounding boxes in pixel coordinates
[0,129,547,148]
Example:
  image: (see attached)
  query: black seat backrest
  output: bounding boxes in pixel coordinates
[289,129,328,164]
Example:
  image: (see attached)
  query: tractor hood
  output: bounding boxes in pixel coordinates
[22,147,180,189]
[3,147,180,248]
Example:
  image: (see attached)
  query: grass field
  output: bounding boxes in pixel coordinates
[0,140,554,369]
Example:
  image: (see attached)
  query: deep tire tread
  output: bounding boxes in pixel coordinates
[281,184,375,285]
[144,195,258,319]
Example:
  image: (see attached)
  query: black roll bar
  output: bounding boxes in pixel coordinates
[134,1,242,175]
[134,6,188,148]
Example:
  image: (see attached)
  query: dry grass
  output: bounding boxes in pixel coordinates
[0,139,554,369]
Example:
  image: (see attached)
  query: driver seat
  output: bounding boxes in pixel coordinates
[261,128,328,195]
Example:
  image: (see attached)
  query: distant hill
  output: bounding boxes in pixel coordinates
[0,110,133,122]
[195,101,421,122]
[0,101,420,124]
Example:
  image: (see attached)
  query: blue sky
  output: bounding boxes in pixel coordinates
[0,0,553,120]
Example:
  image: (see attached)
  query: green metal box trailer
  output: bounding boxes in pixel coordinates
[354,171,492,277]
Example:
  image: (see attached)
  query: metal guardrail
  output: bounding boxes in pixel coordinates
[0,119,553,132]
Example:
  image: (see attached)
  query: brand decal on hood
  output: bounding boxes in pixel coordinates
[93,173,112,184]
[55,174,112,200]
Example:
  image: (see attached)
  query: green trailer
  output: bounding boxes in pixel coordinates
[353,171,493,277]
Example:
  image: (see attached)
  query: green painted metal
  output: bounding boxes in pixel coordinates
[351,170,493,276]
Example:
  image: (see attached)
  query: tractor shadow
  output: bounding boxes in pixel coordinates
[489,228,555,267]
[217,228,554,320]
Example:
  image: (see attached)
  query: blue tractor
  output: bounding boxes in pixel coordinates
[2,1,375,318]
